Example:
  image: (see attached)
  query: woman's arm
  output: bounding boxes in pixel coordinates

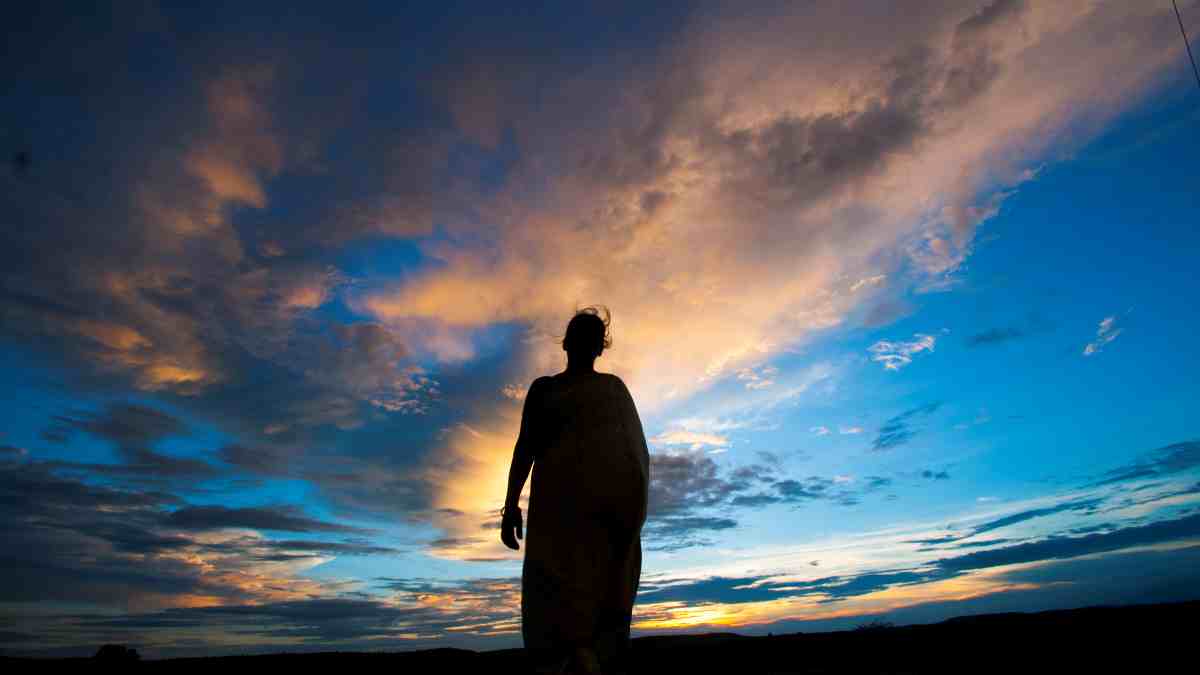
[503,447,535,512]
[504,377,546,508]
[500,451,532,550]
[501,377,546,550]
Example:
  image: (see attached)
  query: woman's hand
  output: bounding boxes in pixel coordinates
[500,505,523,550]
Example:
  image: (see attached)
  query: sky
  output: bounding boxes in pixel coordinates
[2,0,1200,659]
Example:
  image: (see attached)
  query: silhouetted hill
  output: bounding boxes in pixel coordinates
[2,600,1194,672]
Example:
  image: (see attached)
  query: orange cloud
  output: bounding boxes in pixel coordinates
[362,2,1186,556]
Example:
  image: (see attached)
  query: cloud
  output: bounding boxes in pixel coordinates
[0,63,295,398]
[1090,440,1200,487]
[670,416,751,434]
[648,452,740,517]
[1083,315,1123,356]
[937,512,1200,572]
[245,539,400,560]
[643,517,739,552]
[640,446,895,548]
[868,334,938,371]
[775,478,834,501]
[872,402,942,451]
[733,474,885,509]
[44,586,521,656]
[968,498,1102,537]
[650,430,731,452]
[164,506,371,534]
[0,459,369,614]
[735,365,778,390]
[634,476,1200,632]
[501,383,527,400]
[296,323,439,414]
[729,493,783,508]
[638,569,939,607]
[780,477,862,506]
[643,451,890,547]
[850,275,887,293]
[0,49,442,504]
[49,404,216,482]
[865,476,893,490]
[635,478,1200,633]
[359,0,1182,418]
[217,443,295,475]
[57,403,187,445]
[810,426,832,436]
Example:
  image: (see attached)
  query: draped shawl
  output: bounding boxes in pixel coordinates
[519,372,650,665]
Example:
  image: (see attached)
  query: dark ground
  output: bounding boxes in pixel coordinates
[3,600,1195,673]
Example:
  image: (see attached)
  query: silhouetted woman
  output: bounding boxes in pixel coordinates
[500,306,650,675]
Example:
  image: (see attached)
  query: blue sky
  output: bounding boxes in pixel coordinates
[2,0,1200,658]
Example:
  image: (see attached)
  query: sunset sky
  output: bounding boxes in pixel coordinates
[3,0,1200,658]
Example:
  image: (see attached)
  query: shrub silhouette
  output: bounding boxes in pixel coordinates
[853,619,895,632]
[93,644,140,661]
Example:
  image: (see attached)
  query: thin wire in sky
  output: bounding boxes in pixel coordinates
[1174,0,1200,90]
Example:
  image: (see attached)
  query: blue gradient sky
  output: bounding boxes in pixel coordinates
[2,0,1200,658]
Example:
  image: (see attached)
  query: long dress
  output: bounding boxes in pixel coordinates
[520,371,650,670]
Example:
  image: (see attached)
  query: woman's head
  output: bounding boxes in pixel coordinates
[562,305,612,359]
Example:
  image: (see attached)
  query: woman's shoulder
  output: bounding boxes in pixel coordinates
[534,372,623,391]
[605,373,630,393]
[529,375,554,394]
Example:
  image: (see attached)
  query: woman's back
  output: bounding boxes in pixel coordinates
[520,370,649,673]
[531,372,648,525]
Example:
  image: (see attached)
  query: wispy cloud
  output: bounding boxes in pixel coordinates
[868,334,938,371]
[1083,315,1123,356]
[1088,441,1200,487]
[735,365,778,390]
[873,402,942,451]
[651,430,731,452]
[850,275,887,293]
[670,416,749,434]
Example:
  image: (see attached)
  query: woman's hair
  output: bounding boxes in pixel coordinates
[561,305,612,357]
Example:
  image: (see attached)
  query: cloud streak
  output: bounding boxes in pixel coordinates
[1083,315,1123,356]
[869,334,938,371]
[873,403,942,451]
